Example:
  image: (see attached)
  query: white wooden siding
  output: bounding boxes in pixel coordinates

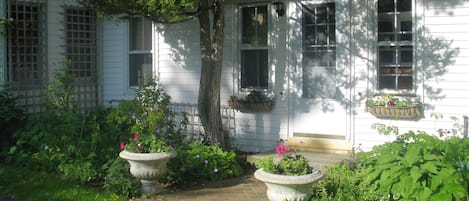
[102,21,127,104]
[352,0,469,151]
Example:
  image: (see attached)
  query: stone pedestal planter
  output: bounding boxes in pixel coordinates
[119,150,176,195]
[254,168,323,201]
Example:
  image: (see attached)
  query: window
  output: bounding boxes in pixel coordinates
[240,5,269,89]
[7,1,46,85]
[129,17,152,87]
[302,3,336,98]
[377,0,413,90]
[66,8,96,78]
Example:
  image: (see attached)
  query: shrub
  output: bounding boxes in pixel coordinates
[167,138,243,185]
[312,161,380,201]
[103,157,140,198]
[357,131,469,200]
[0,86,26,153]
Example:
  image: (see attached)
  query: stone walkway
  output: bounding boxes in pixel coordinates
[141,151,351,201]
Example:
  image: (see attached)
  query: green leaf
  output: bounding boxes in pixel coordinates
[402,144,420,167]
[410,166,422,183]
[416,187,432,201]
[421,161,439,174]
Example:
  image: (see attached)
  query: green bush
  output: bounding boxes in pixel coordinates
[312,131,469,201]
[102,158,140,198]
[312,161,380,201]
[0,86,26,153]
[167,139,243,185]
[357,131,469,201]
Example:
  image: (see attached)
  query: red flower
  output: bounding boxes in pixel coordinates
[120,142,125,150]
[133,132,140,141]
[387,100,395,107]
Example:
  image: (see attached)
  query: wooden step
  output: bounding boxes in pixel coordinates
[288,136,353,155]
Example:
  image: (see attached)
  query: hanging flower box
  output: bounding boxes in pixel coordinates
[228,90,275,113]
[366,94,422,119]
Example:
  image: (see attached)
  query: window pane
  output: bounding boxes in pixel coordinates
[242,6,267,46]
[129,54,152,87]
[400,47,413,64]
[397,0,412,12]
[379,76,395,89]
[378,0,394,13]
[398,76,412,89]
[130,17,152,50]
[241,50,268,89]
[379,48,395,65]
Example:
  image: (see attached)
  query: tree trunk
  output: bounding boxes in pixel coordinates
[197,0,226,149]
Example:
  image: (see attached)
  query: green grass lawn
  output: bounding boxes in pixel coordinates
[0,165,126,201]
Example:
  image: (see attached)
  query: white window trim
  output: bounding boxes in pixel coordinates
[237,2,274,94]
[124,17,155,97]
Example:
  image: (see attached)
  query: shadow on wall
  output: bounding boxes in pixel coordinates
[153,0,463,151]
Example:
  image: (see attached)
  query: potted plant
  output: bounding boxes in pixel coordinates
[254,144,323,201]
[228,90,275,113]
[118,80,181,195]
[366,94,421,119]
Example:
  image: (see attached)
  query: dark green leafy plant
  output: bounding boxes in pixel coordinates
[0,85,25,153]
[312,161,380,201]
[167,138,242,185]
[357,131,469,201]
[102,158,140,198]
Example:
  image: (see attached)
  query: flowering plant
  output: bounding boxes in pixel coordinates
[116,80,186,153]
[366,94,417,109]
[255,144,312,176]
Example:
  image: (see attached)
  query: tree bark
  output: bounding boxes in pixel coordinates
[197,0,226,149]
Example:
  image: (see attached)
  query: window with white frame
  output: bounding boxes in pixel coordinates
[240,4,269,89]
[129,17,152,87]
[302,2,336,98]
[377,0,413,90]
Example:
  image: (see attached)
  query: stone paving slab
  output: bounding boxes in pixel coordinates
[141,151,350,201]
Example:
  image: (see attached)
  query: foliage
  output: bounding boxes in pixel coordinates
[102,158,140,198]
[312,161,380,201]
[119,80,187,153]
[78,0,197,23]
[0,85,25,152]
[6,65,126,184]
[0,17,13,36]
[167,137,243,185]
[47,60,78,111]
[229,90,275,103]
[256,144,312,176]
[0,165,124,201]
[366,94,417,109]
[357,131,469,201]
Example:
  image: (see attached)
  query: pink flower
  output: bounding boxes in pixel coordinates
[133,132,140,141]
[275,144,290,158]
[120,142,125,150]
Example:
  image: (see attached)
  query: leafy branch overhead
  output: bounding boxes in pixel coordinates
[79,0,199,23]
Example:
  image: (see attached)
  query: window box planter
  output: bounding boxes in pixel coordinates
[366,94,422,119]
[366,104,421,119]
[228,90,275,113]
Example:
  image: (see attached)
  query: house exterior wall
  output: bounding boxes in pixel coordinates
[99,0,469,152]
[352,0,469,151]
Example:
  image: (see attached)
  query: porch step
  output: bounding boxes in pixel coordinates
[288,136,353,155]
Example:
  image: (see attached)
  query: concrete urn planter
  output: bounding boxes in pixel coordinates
[119,150,176,194]
[254,168,323,201]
